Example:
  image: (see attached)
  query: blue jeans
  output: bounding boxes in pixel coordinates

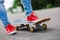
[0,4,10,27]
[21,0,32,16]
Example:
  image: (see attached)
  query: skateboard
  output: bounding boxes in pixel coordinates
[16,18,51,32]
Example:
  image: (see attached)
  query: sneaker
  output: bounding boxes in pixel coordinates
[5,24,17,35]
[27,12,41,23]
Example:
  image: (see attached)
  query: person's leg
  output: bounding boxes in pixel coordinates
[0,6,10,27]
[0,3,16,34]
[21,0,41,23]
[21,0,32,16]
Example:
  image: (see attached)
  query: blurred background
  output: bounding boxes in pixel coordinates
[4,0,60,13]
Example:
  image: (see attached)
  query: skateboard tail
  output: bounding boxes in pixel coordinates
[34,18,51,25]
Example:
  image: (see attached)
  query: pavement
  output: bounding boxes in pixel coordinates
[0,7,60,40]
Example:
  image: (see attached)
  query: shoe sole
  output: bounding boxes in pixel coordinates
[8,31,17,35]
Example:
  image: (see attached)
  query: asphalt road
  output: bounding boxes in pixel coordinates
[0,7,60,40]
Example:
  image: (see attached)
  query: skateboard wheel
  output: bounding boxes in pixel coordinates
[16,26,19,30]
[25,24,29,28]
[30,27,34,32]
[20,24,25,27]
[42,24,47,30]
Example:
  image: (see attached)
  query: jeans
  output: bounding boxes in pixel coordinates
[0,4,10,27]
[21,0,32,16]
